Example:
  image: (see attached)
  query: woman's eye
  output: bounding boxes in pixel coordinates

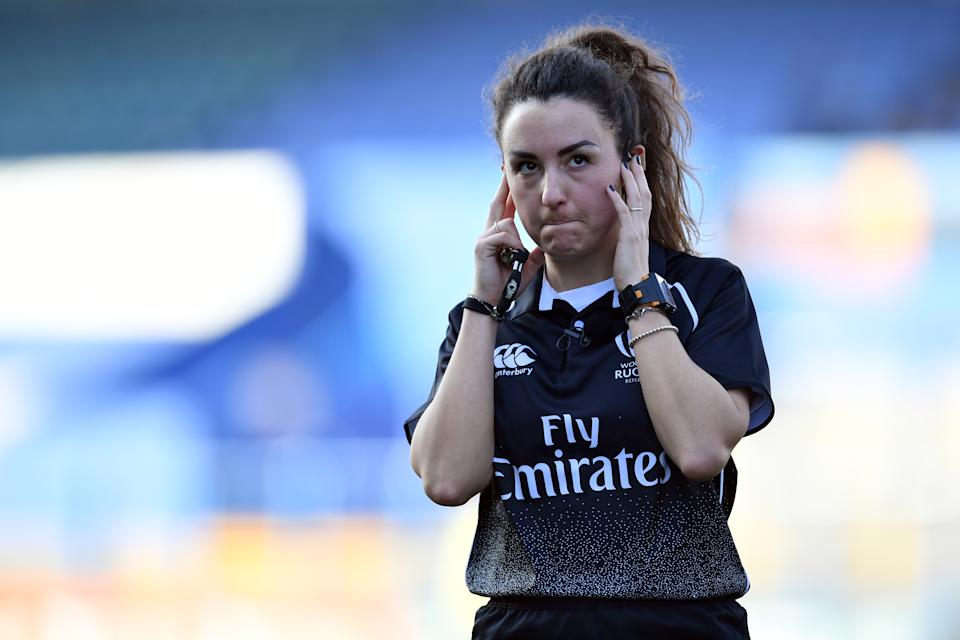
[517,162,538,174]
[569,155,588,167]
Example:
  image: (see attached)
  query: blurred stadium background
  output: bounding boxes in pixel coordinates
[0,0,958,638]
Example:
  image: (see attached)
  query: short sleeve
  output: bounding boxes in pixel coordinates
[402,302,464,444]
[684,265,775,435]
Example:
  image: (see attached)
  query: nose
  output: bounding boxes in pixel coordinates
[541,169,566,208]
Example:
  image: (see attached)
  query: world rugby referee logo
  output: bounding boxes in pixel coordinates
[615,331,635,359]
[615,332,640,384]
[494,343,537,377]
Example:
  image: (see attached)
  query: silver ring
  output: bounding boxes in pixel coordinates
[629,207,643,213]
[494,220,501,233]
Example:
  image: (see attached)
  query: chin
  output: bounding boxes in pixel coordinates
[539,231,583,254]
[542,242,589,260]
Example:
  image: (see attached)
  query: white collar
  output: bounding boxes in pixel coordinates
[538,273,621,313]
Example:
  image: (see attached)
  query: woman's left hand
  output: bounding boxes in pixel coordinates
[607,152,652,291]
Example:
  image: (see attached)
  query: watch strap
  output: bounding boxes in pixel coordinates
[619,272,677,318]
[463,295,504,322]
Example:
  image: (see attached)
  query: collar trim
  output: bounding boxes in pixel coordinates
[507,238,668,319]
[538,275,620,311]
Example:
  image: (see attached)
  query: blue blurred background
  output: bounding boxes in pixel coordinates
[0,1,958,638]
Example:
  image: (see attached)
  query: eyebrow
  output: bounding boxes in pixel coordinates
[508,139,599,160]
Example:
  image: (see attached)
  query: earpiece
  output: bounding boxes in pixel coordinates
[624,146,647,171]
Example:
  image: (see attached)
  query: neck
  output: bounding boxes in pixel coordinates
[543,249,615,293]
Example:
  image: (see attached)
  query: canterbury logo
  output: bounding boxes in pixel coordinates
[615,332,635,359]
[494,344,537,370]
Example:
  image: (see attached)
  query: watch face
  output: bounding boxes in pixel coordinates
[655,275,677,308]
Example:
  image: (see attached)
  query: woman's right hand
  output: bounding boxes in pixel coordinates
[472,174,545,306]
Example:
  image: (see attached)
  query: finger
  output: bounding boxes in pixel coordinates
[627,155,653,226]
[631,153,652,201]
[494,216,522,241]
[479,215,523,243]
[478,230,525,253]
[485,173,510,230]
[620,161,645,210]
[606,183,637,232]
[621,161,652,229]
[503,191,516,221]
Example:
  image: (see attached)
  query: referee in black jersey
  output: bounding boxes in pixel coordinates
[405,23,775,639]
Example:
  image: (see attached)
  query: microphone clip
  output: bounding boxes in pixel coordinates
[556,320,591,351]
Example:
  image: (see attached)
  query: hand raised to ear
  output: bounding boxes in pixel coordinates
[607,152,652,291]
[473,174,544,306]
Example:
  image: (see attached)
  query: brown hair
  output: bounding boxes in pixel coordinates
[487,23,702,255]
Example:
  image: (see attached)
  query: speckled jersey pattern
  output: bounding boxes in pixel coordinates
[404,240,775,600]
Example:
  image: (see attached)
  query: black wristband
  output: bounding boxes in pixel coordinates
[464,295,503,322]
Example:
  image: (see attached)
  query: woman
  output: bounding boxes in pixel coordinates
[404,23,775,639]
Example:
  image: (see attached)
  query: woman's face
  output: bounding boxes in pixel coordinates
[499,97,623,260]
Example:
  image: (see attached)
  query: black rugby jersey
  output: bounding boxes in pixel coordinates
[404,239,775,600]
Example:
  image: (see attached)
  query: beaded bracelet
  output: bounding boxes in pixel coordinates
[627,324,678,349]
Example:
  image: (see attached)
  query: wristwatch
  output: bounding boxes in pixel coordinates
[618,272,677,319]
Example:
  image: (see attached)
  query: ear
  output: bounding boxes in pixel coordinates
[628,145,647,171]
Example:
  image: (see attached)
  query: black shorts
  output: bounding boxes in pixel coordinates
[471,595,750,639]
